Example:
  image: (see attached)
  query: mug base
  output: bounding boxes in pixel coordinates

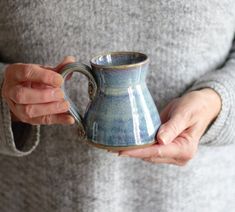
[86,139,156,151]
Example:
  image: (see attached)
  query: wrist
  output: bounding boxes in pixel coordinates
[198,88,222,121]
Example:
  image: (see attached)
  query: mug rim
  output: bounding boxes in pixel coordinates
[90,51,149,69]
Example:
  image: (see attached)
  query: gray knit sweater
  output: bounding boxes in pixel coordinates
[0,1,235,212]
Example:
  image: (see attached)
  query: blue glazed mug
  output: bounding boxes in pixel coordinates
[60,52,161,150]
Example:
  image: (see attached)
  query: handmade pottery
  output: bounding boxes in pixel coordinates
[60,52,161,150]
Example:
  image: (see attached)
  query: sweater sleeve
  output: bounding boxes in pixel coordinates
[0,63,40,156]
[187,38,235,146]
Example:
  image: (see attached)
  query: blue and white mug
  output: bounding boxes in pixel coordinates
[60,51,161,150]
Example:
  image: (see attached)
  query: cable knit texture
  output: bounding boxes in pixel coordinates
[0,0,235,212]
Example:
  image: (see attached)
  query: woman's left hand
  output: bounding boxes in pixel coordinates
[119,88,222,166]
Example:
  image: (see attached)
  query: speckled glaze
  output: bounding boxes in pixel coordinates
[61,52,161,150]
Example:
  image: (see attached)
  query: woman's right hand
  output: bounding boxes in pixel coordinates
[1,57,75,125]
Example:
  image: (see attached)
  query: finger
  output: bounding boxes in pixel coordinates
[157,113,189,145]
[6,64,63,87]
[119,137,191,158]
[39,65,54,71]
[5,98,20,121]
[159,100,176,123]
[55,56,76,80]
[119,130,198,159]
[119,144,164,158]
[9,86,64,104]
[55,56,76,73]
[31,83,53,89]
[29,113,75,125]
[143,157,186,166]
[119,142,181,159]
[15,100,70,119]
[21,81,32,87]
[21,81,52,89]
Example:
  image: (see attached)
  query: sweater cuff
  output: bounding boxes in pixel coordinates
[187,80,233,146]
[0,64,40,156]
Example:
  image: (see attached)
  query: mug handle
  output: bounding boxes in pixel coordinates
[60,62,97,138]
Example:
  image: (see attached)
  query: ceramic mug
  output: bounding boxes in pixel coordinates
[60,51,161,150]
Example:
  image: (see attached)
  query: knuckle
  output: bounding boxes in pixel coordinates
[14,86,25,103]
[23,64,34,80]
[181,132,194,142]
[41,71,54,86]
[41,115,53,125]
[179,109,192,121]
[169,121,179,134]
[47,73,54,85]
[24,105,34,118]
[155,148,163,158]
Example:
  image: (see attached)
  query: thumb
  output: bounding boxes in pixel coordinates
[55,55,76,75]
[157,114,188,145]
[55,56,76,81]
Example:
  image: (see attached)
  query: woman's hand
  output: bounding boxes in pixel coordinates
[119,88,222,166]
[1,56,75,125]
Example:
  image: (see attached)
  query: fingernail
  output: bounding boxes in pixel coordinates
[52,89,64,99]
[158,132,170,144]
